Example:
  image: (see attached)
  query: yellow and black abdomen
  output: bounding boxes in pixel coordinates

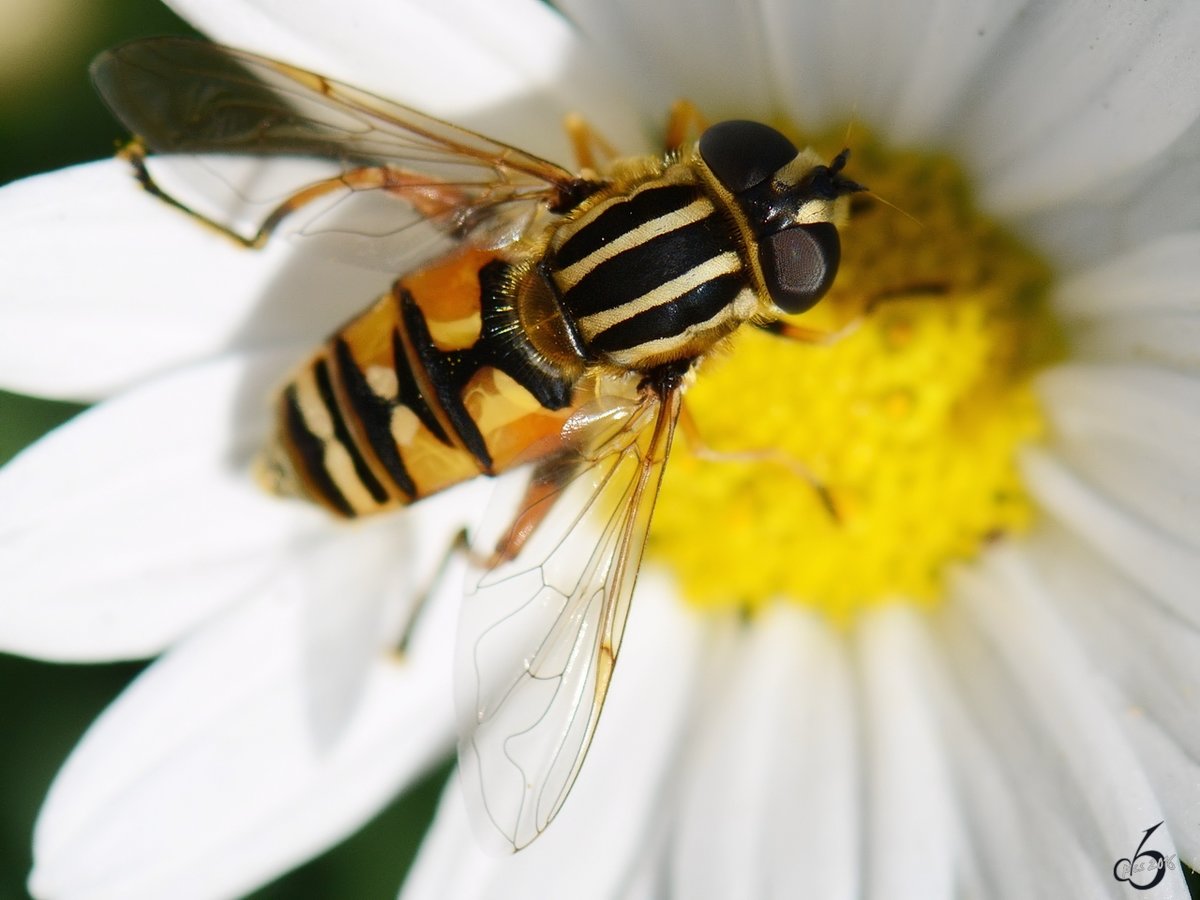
[542,168,752,371]
[263,246,581,517]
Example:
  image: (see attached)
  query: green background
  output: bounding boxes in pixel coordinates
[0,2,446,898]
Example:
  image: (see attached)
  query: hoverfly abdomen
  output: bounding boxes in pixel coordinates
[266,247,579,517]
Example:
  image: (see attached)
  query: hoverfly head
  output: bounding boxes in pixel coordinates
[698,120,864,315]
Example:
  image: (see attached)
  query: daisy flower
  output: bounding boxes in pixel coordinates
[3,0,1200,898]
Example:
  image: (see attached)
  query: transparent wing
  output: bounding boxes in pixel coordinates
[90,37,593,269]
[456,379,683,851]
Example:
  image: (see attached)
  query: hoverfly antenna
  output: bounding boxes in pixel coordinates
[861,186,923,227]
[829,148,867,196]
[803,148,866,201]
[841,102,861,148]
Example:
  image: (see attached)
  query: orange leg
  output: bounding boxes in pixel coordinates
[563,100,707,170]
[563,113,618,173]
[664,100,709,152]
[758,281,951,345]
[475,454,580,567]
[678,401,840,521]
[120,137,473,249]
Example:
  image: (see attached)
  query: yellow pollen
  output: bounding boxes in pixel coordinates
[649,129,1061,625]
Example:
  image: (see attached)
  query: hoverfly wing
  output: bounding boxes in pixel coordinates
[456,379,683,851]
[90,37,590,270]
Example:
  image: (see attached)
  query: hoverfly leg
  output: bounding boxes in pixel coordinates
[393,527,470,658]
[119,137,263,248]
[237,166,472,248]
[563,113,618,173]
[474,455,578,568]
[663,100,709,153]
[755,318,862,346]
[758,280,952,345]
[679,400,840,522]
[122,136,471,249]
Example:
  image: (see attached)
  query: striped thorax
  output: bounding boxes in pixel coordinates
[521,125,860,374]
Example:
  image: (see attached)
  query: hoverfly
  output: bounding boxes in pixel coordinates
[91,37,863,851]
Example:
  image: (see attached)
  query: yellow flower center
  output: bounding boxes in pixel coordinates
[649,129,1061,625]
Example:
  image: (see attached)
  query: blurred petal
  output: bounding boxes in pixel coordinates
[166,0,643,161]
[303,479,487,741]
[962,2,1200,215]
[1055,232,1200,317]
[858,606,956,900]
[1052,233,1200,369]
[0,350,328,661]
[1025,527,1200,771]
[1039,364,1200,550]
[942,547,1189,898]
[1014,118,1200,269]
[1023,434,1200,631]
[402,576,709,900]
[0,163,291,400]
[760,0,1024,140]
[930,659,1042,900]
[672,606,858,900]
[29,542,460,900]
[1069,313,1200,372]
[1124,715,1200,872]
[556,0,776,122]
[1024,447,1200,626]
[393,773,500,899]
[871,0,1025,144]
[1020,532,1200,891]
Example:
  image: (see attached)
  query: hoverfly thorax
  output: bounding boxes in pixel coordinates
[697,120,864,316]
[520,120,864,376]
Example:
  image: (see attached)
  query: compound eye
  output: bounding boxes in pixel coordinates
[699,120,797,193]
[758,222,841,313]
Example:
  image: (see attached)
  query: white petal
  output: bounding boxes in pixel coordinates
[857,605,957,900]
[1068,313,1200,371]
[1038,364,1200,549]
[1024,526,1200,768]
[1123,715,1200,872]
[873,0,1026,144]
[761,0,1024,141]
[1022,442,1200,631]
[752,0,843,127]
[1023,527,1200,876]
[402,576,709,900]
[1050,233,1200,369]
[166,0,643,162]
[558,0,776,123]
[1015,117,1200,269]
[934,603,1125,899]
[963,2,1200,215]
[672,605,858,900]
[30,539,460,900]
[619,816,672,900]
[943,547,1190,898]
[0,350,331,661]
[1055,232,1200,318]
[394,771,496,898]
[1037,364,1200,458]
[0,162,366,400]
[927,654,1042,900]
